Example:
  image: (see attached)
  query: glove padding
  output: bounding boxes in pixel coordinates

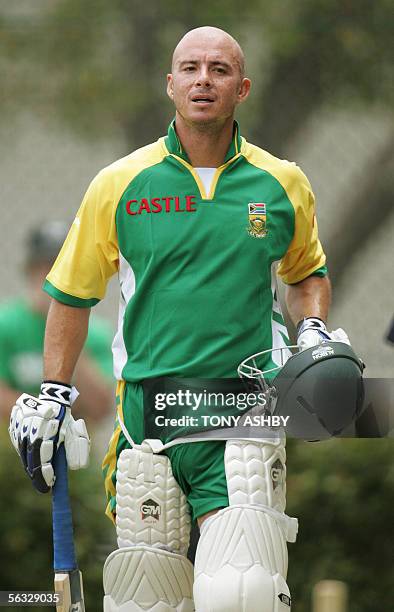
[297,317,351,351]
[9,383,90,493]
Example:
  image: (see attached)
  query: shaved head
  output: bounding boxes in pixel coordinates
[172,26,245,78]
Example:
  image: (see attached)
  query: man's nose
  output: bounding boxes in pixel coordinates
[195,67,211,87]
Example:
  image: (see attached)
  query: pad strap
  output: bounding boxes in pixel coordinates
[242,503,297,542]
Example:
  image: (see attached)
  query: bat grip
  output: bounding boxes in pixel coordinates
[52,444,78,572]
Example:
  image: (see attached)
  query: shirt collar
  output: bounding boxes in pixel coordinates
[165,119,242,164]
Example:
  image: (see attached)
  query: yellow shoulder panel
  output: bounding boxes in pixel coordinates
[242,139,326,284]
[47,139,168,301]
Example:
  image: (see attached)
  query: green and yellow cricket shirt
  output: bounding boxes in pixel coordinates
[44,120,327,521]
[44,120,326,383]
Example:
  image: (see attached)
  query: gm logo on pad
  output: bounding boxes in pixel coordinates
[140,498,161,521]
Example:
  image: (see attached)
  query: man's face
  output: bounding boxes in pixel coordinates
[167,34,250,128]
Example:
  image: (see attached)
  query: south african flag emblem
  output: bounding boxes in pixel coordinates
[248,202,267,238]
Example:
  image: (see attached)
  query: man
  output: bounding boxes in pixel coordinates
[0,222,114,423]
[9,27,348,611]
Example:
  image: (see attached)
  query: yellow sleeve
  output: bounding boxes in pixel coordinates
[45,168,119,306]
[277,168,326,284]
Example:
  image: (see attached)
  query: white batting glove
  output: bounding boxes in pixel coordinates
[9,382,90,493]
[297,317,351,351]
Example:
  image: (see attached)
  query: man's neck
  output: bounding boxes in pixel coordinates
[174,113,235,167]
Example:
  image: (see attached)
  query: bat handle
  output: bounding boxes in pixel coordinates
[52,445,85,610]
[52,444,78,571]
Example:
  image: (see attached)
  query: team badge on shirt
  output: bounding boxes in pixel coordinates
[248,203,267,238]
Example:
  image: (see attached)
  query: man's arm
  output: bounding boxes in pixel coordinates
[285,275,350,350]
[43,299,91,383]
[285,275,331,326]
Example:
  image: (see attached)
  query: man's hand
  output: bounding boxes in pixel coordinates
[297,317,351,351]
[9,382,90,493]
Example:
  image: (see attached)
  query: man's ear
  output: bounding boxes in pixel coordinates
[237,77,251,105]
[167,74,174,100]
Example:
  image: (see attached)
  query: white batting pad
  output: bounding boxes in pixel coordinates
[225,437,287,511]
[193,506,291,612]
[116,446,191,555]
[193,438,298,611]
[103,546,194,612]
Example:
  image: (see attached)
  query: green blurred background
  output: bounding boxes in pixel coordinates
[0,1,393,610]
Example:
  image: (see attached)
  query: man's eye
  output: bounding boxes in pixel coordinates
[214,67,226,74]
[184,66,195,71]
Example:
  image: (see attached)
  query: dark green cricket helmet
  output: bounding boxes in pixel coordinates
[239,342,365,440]
[271,342,365,440]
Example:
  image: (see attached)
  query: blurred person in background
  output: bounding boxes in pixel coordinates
[0,221,114,423]
[386,316,394,346]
